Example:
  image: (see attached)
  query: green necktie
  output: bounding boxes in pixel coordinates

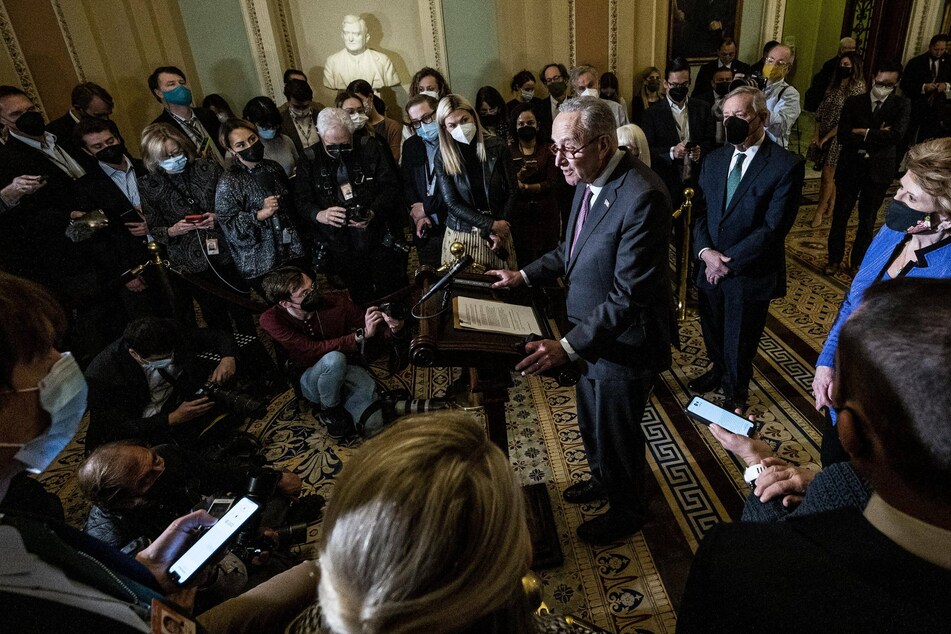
[726,152,747,207]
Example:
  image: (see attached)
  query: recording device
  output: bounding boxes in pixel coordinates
[184,214,205,223]
[344,203,371,225]
[418,253,474,305]
[684,396,755,437]
[381,231,411,254]
[378,302,410,320]
[252,169,285,237]
[729,73,767,92]
[494,246,510,262]
[120,208,141,222]
[168,496,260,585]
[232,470,320,559]
[516,334,580,387]
[312,240,331,272]
[194,382,267,418]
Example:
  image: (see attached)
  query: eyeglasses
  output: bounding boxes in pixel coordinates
[408,112,436,129]
[550,134,603,159]
[765,58,791,68]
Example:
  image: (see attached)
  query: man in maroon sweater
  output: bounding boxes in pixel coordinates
[260,266,404,437]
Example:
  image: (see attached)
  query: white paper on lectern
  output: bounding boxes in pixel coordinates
[455,297,543,336]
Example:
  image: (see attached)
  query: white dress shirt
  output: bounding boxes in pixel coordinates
[10,131,85,179]
[99,156,141,207]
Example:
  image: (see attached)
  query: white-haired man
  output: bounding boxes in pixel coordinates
[761,44,801,148]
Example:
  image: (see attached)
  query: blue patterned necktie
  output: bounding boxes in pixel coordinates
[726,153,746,207]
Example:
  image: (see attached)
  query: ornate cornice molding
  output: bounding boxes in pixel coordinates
[426,0,446,72]
[50,0,85,82]
[243,0,275,100]
[568,0,576,67]
[274,0,297,68]
[0,1,44,114]
[608,0,618,72]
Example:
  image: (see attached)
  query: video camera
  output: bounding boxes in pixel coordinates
[194,382,266,418]
[729,73,767,92]
[344,203,371,226]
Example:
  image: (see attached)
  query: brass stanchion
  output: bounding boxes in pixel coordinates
[672,187,699,322]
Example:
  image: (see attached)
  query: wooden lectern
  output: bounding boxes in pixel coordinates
[410,270,566,568]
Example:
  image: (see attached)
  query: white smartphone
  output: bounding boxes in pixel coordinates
[168,496,259,585]
[684,396,755,437]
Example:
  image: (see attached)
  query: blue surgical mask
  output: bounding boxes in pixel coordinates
[258,127,278,140]
[163,85,193,106]
[160,154,188,174]
[0,352,88,474]
[143,356,174,371]
[418,120,439,144]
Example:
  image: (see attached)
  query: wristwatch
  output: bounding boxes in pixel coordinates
[744,463,766,484]
[354,328,365,344]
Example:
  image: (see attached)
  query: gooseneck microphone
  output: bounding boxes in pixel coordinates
[418,254,474,305]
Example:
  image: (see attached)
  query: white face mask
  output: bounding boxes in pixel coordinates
[0,352,88,474]
[521,89,535,101]
[420,90,439,99]
[350,112,369,129]
[870,84,894,101]
[581,88,599,98]
[450,122,477,144]
[216,112,230,123]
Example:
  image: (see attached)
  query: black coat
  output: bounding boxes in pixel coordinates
[835,91,910,184]
[692,59,751,105]
[435,135,517,239]
[46,111,99,172]
[84,328,238,450]
[400,135,447,224]
[152,106,224,156]
[642,98,716,205]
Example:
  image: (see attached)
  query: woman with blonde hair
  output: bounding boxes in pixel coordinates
[631,66,664,124]
[616,123,651,168]
[317,412,589,633]
[435,94,518,270]
[139,122,252,332]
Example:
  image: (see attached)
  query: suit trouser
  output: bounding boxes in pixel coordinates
[575,374,653,515]
[698,284,771,402]
[827,169,890,268]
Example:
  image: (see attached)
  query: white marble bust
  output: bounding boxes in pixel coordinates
[323,14,400,90]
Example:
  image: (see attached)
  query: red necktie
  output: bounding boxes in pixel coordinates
[570,185,593,257]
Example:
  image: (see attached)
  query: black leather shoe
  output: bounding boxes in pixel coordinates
[562,479,606,504]
[322,404,356,439]
[577,510,645,545]
[688,369,722,393]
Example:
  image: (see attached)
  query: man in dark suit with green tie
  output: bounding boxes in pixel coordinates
[690,86,804,412]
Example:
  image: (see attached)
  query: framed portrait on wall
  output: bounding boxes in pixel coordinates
[669,0,744,61]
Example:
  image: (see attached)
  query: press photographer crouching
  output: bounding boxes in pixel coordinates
[260,266,412,438]
[84,316,263,452]
[294,107,408,304]
[78,441,322,610]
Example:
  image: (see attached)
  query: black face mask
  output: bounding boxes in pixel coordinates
[714,82,731,97]
[325,143,352,162]
[480,113,499,128]
[237,140,265,162]
[15,110,45,137]
[836,66,852,79]
[547,80,567,98]
[646,79,661,92]
[724,116,751,145]
[95,142,126,165]
[299,288,323,312]
[885,199,938,234]
[516,125,537,141]
[668,85,689,103]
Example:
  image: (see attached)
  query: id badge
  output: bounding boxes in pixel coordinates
[151,599,197,633]
[205,237,219,255]
[340,182,354,201]
[282,227,292,244]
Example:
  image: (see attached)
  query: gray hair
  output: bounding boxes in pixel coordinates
[318,412,533,633]
[769,43,796,64]
[558,96,618,144]
[317,107,354,138]
[568,64,597,90]
[723,86,768,117]
[840,37,856,48]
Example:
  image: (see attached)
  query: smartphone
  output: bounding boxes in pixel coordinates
[184,214,205,223]
[684,396,755,437]
[120,208,140,222]
[168,496,259,585]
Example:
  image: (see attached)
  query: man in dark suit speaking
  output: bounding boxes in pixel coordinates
[690,87,804,412]
[488,97,674,545]
[677,278,951,632]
